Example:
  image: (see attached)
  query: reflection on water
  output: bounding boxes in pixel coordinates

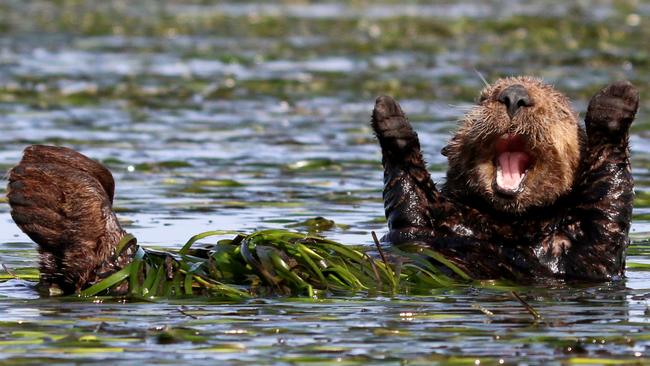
[0,0,649,364]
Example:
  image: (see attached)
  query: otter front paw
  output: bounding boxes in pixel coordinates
[371,95,419,152]
[585,81,639,140]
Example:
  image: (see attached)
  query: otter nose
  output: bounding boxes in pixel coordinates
[497,84,533,118]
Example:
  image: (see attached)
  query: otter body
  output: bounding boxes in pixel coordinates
[373,78,639,281]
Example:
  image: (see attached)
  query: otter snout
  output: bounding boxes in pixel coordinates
[498,84,534,119]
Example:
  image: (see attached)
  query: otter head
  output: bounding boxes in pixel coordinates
[443,76,584,214]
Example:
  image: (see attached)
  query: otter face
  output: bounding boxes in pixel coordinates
[443,76,583,213]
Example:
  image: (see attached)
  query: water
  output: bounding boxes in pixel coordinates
[0,1,649,364]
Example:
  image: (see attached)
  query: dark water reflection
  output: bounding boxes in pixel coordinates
[1,1,649,364]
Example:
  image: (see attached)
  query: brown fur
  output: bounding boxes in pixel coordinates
[443,77,584,213]
[7,146,133,294]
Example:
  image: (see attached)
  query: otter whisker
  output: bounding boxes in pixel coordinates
[473,68,490,88]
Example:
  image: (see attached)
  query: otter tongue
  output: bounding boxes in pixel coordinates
[496,152,529,191]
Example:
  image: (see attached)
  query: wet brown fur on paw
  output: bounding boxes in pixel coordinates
[7,145,129,293]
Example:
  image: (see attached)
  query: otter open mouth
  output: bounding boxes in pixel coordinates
[494,134,533,196]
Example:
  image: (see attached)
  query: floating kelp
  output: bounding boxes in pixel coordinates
[78,229,470,300]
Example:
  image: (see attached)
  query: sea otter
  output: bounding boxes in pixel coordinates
[5,77,639,294]
[372,77,639,281]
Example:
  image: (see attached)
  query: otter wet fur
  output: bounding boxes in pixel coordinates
[373,77,639,281]
[5,77,640,294]
[7,145,135,294]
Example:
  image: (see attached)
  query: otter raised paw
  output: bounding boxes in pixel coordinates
[7,145,135,294]
[371,96,438,244]
[585,81,639,142]
[374,77,639,281]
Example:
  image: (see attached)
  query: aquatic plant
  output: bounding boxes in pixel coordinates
[79,229,471,300]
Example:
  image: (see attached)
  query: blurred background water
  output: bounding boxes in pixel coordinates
[0,1,649,365]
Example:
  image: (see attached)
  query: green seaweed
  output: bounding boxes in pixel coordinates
[73,228,471,300]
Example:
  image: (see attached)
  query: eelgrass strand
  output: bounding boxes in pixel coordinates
[80,229,474,299]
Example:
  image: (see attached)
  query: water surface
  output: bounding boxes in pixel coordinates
[1,1,650,364]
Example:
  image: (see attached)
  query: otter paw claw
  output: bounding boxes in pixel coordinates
[585,81,639,136]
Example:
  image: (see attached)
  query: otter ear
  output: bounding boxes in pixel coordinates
[442,134,462,157]
[441,145,450,157]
